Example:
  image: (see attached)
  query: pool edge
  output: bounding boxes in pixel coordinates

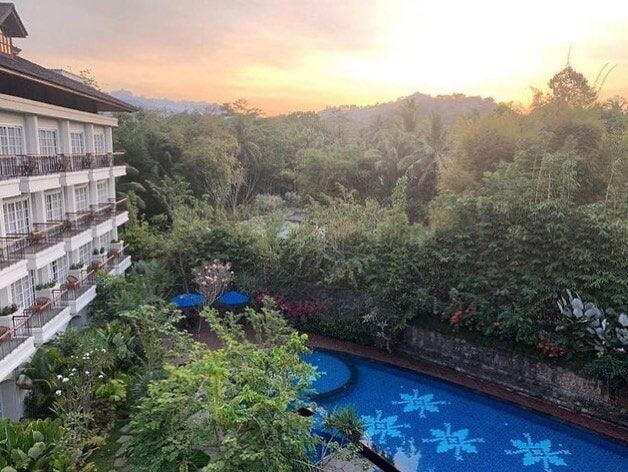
[307,333,628,446]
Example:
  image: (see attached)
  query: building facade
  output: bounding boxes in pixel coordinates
[0,3,135,419]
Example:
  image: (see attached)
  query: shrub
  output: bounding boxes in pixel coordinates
[584,355,628,391]
[0,303,18,317]
[127,307,318,471]
[0,418,63,471]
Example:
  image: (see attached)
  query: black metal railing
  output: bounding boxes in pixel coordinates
[23,295,68,329]
[0,244,131,361]
[0,199,128,263]
[91,202,115,223]
[0,316,31,361]
[7,221,65,254]
[0,152,124,180]
[0,236,28,267]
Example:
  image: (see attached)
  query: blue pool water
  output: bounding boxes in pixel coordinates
[304,350,627,472]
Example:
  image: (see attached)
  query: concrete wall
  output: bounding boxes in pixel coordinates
[400,326,628,428]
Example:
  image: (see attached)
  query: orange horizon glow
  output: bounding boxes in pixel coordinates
[11,0,628,115]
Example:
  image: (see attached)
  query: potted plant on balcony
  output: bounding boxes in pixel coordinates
[91,248,105,266]
[68,261,86,279]
[58,154,70,172]
[34,279,59,301]
[0,303,20,327]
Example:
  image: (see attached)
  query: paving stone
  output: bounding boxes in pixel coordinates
[116,434,132,444]
[323,452,373,471]
[120,423,131,434]
[113,457,127,468]
[115,445,126,458]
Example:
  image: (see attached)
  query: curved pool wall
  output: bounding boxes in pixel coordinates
[304,349,627,472]
[305,350,357,400]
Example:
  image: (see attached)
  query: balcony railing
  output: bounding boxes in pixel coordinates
[7,221,65,254]
[0,254,110,359]
[0,236,28,267]
[0,198,128,264]
[23,295,68,329]
[0,316,31,361]
[0,152,124,180]
[104,244,128,272]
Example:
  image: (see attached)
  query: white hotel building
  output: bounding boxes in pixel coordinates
[0,4,135,419]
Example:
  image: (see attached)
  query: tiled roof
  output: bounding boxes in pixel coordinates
[0,3,27,37]
[0,53,137,112]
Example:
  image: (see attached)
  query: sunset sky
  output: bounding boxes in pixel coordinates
[11,0,628,115]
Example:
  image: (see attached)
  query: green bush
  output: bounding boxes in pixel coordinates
[584,355,628,390]
[298,315,375,346]
[421,199,628,343]
[0,418,63,471]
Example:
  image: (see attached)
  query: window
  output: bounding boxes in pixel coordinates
[39,129,58,156]
[3,198,29,234]
[78,243,91,265]
[74,186,89,211]
[0,125,24,155]
[11,274,34,309]
[51,256,68,283]
[0,30,13,56]
[45,191,63,221]
[94,134,106,155]
[96,181,109,204]
[70,132,85,155]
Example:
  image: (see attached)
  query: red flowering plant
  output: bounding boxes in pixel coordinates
[536,341,565,358]
[444,288,477,332]
[193,260,234,306]
[254,290,324,325]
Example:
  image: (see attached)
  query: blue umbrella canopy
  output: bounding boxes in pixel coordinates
[170,292,206,309]
[217,290,250,308]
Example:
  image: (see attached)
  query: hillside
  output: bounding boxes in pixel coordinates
[320,92,496,124]
[110,89,221,114]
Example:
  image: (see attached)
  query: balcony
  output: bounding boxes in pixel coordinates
[0,152,125,180]
[0,236,27,269]
[22,295,70,344]
[0,317,35,382]
[0,198,128,267]
[0,260,102,352]
[104,244,131,275]
[0,243,131,381]
[9,221,65,254]
[7,222,66,270]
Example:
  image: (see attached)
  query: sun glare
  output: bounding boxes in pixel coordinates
[329,0,628,105]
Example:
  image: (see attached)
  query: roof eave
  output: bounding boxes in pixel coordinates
[0,65,138,113]
[0,6,27,38]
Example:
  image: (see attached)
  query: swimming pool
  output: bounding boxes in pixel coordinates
[304,350,627,472]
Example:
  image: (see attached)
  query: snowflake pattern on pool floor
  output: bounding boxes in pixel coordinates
[362,410,410,443]
[393,390,449,418]
[310,367,326,384]
[422,423,485,461]
[505,434,571,472]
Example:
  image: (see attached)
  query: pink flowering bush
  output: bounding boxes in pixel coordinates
[254,290,324,324]
[193,260,235,305]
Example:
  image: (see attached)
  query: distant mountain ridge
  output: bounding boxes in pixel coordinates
[110,89,496,121]
[320,92,496,124]
[110,89,221,114]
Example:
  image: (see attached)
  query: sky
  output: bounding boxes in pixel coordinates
[10,0,628,115]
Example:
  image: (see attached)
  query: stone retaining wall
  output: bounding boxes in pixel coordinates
[399,326,628,428]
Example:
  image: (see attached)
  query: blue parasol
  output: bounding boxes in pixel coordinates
[216,290,250,309]
[169,292,206,309]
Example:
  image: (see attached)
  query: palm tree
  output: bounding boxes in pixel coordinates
[372,127,421,191]
[410,112,448,186]
[398,97,421,133]
[222,101,262,211]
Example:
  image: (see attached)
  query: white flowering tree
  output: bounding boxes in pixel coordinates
[193,260,234,307]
